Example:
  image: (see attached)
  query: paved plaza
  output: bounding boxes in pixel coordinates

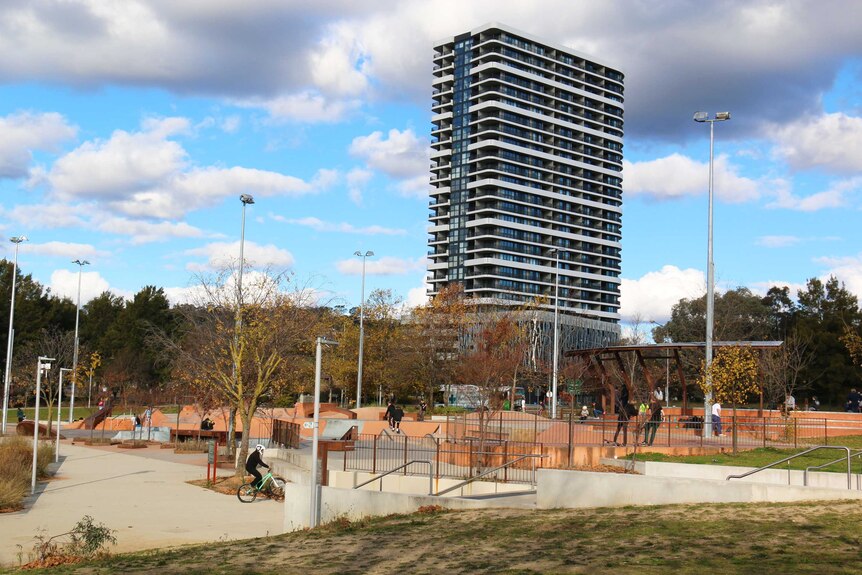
[0,440,283,566]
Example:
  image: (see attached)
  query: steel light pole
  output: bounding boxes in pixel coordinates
[32,356,54,494]
[2,235,27,434]
[310,336,338,528]
[56,368,72,462]
[353,250,373,409]
[550,248,566,419]
[69,259,89,423]
[650,320,671,408]
[693,111,730,437]
[230,194,255,455]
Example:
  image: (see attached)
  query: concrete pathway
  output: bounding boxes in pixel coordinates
[0,441,283,566]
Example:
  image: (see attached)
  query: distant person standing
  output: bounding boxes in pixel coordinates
[712,401,723,437]
[17,406,25,423]
[417,400,427,422]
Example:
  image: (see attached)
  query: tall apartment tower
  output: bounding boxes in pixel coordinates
[428,23,624,347]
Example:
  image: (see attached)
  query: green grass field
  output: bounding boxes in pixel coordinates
[637,434,862,473]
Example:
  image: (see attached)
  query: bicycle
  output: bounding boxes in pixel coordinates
[236,472,286,503]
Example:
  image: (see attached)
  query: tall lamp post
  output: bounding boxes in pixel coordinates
[353,250,373,409]
[231,194,255,455]
[693,111,731,437]
[2,235,27,434]
[550,247,566,420]
[310,336,338,528]
[56,367,72,462]
[32,356,54,494]
[70,259,89,424]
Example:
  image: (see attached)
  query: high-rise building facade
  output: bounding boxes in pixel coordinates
[428,23,624,345]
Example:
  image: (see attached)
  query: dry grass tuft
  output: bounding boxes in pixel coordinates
[0,437,52,510]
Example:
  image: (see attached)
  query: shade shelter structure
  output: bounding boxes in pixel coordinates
[565,341,783,416]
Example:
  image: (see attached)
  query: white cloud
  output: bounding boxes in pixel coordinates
[814,254,862,300]
[184,240,294,272]
[623,154,761,203]
[770,113,862,173]
[756,235,800,248]
[220,115,241,134]
[397,174,430,199]
[346,167,373,205]
[1,202,91,229]
[42,118,326,219]
[766,177,860,212]
[49,269,116,303]
[239,91,362,123]
[619,265,705,323]
[0,111,77,178]
[25,241,106,260]
[97,216,206,245]
[406,283,430,308]
[309,22,370,97]
[335,256,425,276]
[349,128,428,180]
[275,215,406,236]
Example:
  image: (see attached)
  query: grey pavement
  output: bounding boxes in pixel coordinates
[0,440,284,567]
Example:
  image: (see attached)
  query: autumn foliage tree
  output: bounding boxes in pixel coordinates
[165,267,326,474]
[697,346,760,452]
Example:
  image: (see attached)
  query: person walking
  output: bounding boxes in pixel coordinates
[417,399,427,422]
[392,403,404,434]
[644,399,662,446]
[711,401,723,437]
[384,399,396,431]
[612,385,632,446]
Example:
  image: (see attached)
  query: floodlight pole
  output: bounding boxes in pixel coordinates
[57,368,72,462]
[354,251,373,409]
[693,111,730,437]
[70,259,90,423]
[32,356,54,494]
[2,236,27,434]
[310,337,338,528]
[551,248,563,419]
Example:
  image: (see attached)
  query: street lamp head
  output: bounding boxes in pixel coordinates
[715,111,731,121]
[354,250,374,257]
[72,259,90,266]
[10,236,27,244]
[693,111,709,122]
[240,194,255,205]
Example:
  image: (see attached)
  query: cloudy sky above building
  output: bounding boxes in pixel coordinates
[1,0,861,326]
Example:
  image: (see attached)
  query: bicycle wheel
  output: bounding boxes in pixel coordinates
[268,477,286,501]
[237,483,258,503]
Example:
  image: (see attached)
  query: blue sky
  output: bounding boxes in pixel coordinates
[1,1,861,328]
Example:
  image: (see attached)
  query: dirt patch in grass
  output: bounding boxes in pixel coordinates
[17,499,862,574]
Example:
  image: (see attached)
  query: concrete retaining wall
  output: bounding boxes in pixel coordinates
[600,458,861,490]
[282,482,495,532]
[536,468,862,509]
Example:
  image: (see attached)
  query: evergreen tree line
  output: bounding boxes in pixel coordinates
[652,277,862,407]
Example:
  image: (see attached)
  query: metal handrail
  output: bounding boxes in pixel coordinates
[726,446,852,489]
[804,449,862,487]
[435,454,547,496]
[353,460,433,495]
